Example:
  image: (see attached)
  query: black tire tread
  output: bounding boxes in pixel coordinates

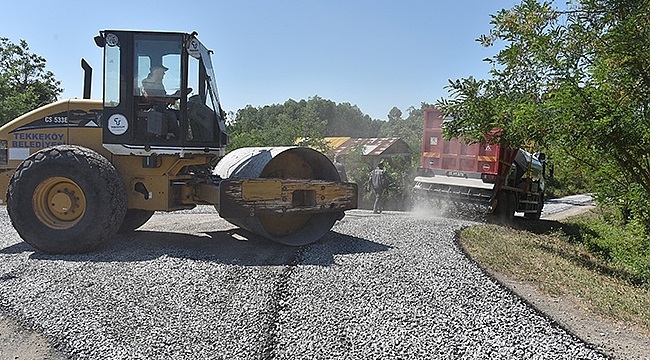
[7,145,126,254]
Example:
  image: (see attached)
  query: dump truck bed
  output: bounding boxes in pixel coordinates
[413,108,506,204]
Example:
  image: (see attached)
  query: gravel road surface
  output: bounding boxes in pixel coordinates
[0,206,608,359]
[539,194,595,220]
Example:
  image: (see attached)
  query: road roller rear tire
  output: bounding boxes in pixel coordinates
[7,145,127,254]
[118,209,155,233]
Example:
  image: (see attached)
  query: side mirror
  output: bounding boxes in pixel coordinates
[94,35,105,48]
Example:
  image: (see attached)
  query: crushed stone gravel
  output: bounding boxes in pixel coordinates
[0,207,608,359]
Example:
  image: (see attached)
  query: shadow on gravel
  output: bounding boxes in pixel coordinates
[13,229,389,267]
[506,217,596,240]
[0,242,34,254]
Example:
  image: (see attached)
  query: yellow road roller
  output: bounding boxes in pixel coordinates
[0,30,357,254]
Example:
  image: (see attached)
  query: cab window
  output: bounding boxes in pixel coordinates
[104,41,120,107]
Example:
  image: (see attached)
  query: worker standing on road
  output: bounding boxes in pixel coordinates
[334,154,348,181]
[369,162,389,214]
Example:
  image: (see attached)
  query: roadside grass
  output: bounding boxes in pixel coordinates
[459,209,650,333]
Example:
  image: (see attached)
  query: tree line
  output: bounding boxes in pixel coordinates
[227,96,428,153]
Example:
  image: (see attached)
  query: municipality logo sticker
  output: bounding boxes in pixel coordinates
[108,114,128,135]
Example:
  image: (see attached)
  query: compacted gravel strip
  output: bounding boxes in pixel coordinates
[0,207,607,359]
[540,194,595,218]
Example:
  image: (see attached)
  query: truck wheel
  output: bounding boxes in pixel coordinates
[7,145,127,254]
[494,191,515,222]
[118,209,155,233]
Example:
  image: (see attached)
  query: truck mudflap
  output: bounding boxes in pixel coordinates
[218,178,358,218]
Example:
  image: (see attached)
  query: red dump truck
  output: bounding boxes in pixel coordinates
[412,108,546,220]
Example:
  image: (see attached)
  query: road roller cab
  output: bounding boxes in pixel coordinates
[95,30,229,155]
[0,30,358,254]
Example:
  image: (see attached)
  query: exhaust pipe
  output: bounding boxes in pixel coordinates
[81,59,92,99]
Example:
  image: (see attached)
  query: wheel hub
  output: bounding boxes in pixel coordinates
[50,192,73,214]
[33,177,86,229]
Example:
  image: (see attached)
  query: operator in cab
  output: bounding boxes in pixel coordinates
[141,64,180,139]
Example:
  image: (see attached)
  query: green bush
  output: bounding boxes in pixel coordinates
[565,208,650,286]
[543,147,593,199]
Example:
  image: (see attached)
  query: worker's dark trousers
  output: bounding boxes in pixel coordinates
[373,188,384,214]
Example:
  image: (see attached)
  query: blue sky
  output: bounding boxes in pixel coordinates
[1,1,521,120]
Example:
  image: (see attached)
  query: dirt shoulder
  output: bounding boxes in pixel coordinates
[0,314,64,360]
